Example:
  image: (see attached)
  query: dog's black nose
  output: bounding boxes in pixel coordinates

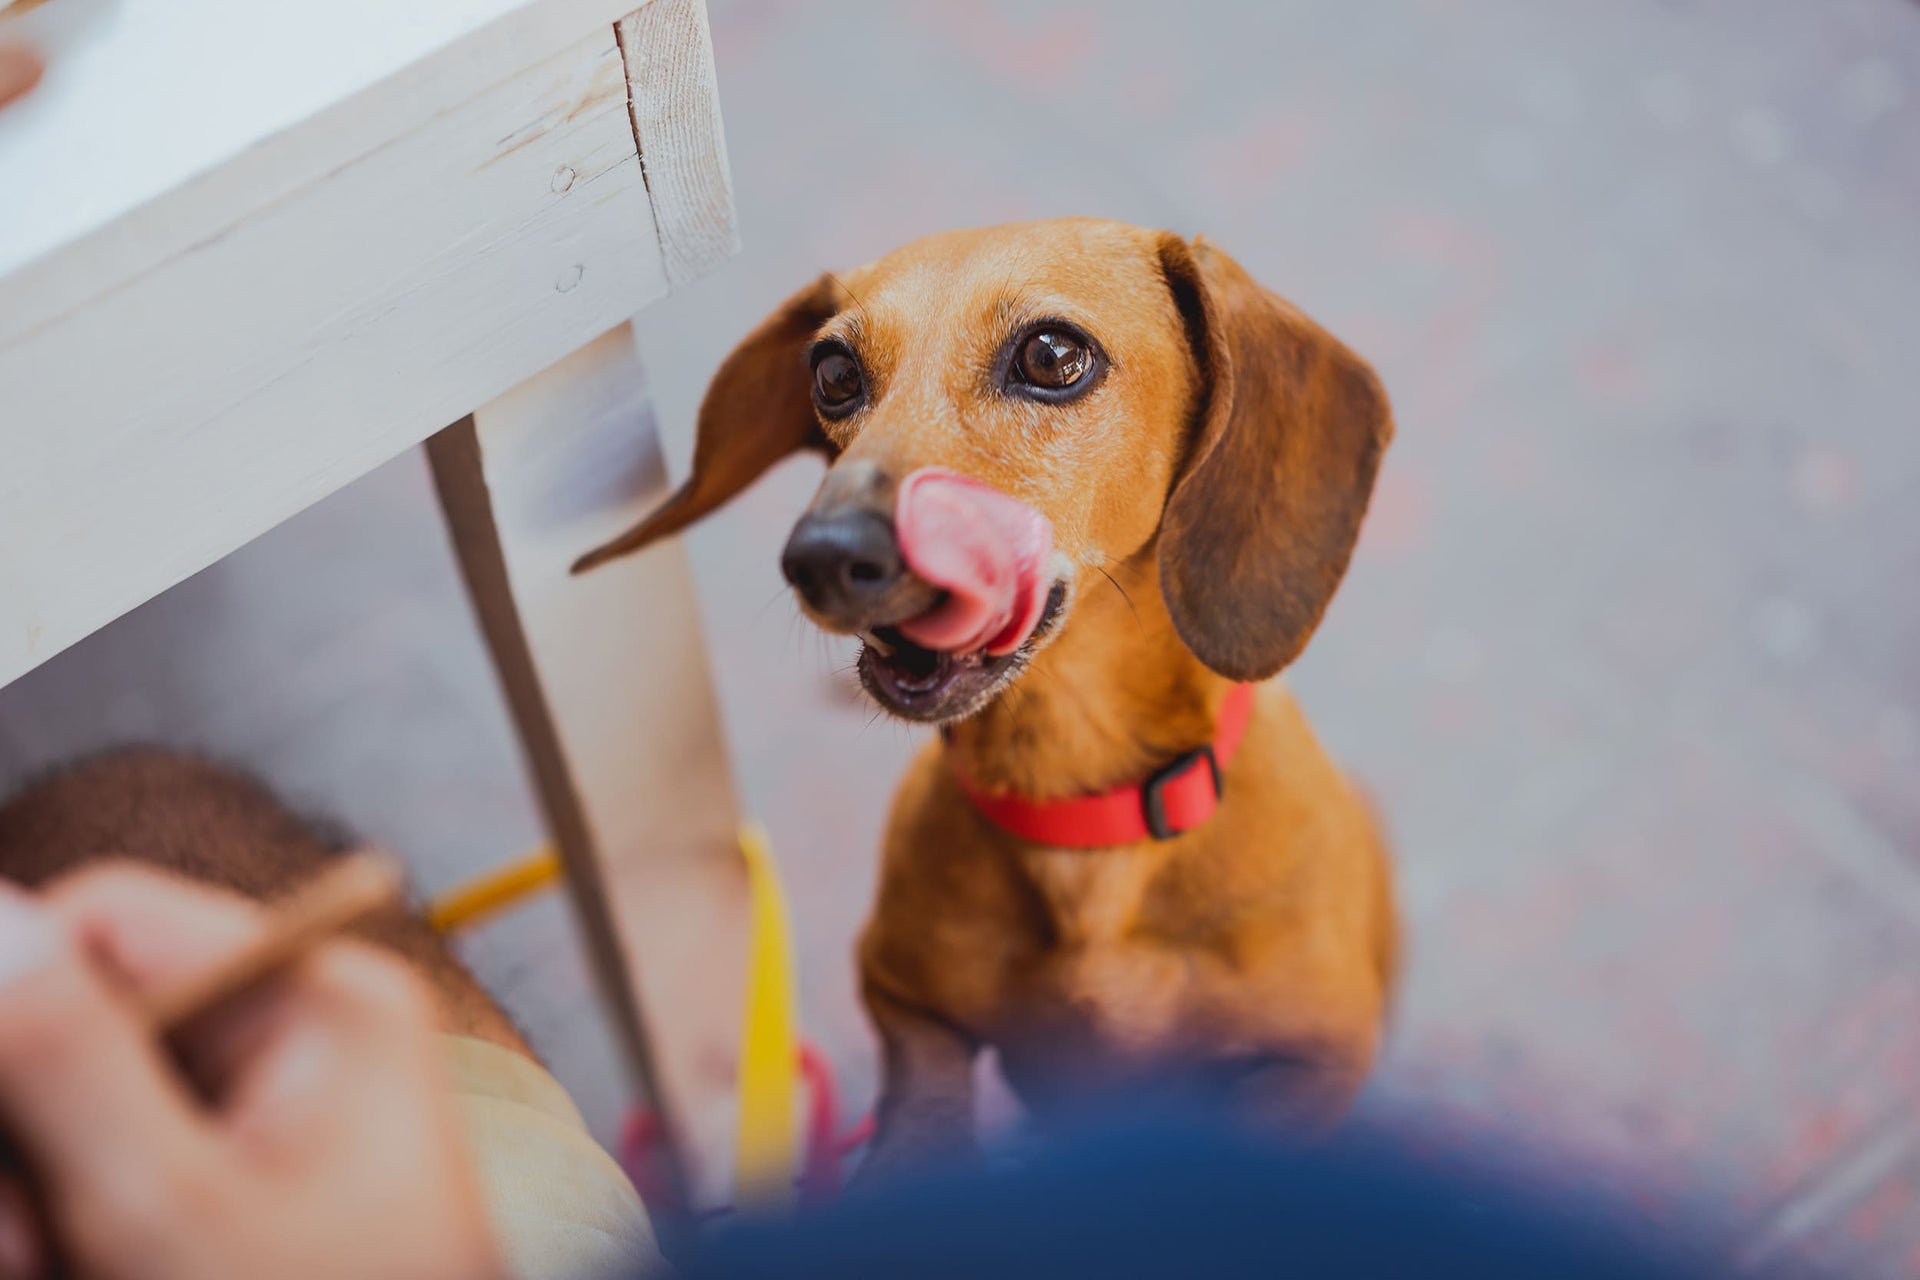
[781,509,905,620]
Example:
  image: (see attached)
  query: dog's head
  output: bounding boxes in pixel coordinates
[576,219,1391,723]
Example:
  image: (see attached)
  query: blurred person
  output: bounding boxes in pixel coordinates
[0,41,40,109]
[0,751,657,1280]
[0,841,1732,1278]
[0,864,503,1280]
[686,1116,1729,1280]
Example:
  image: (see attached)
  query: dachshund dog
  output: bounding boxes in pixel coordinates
[577,218,1398,1174]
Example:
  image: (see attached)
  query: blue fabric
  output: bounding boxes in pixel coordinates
[681,1114,1733,1280]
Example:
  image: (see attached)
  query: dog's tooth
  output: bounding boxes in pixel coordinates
[863,631,896,657]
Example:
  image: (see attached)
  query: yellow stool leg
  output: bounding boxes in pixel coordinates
[732,821,799,1209]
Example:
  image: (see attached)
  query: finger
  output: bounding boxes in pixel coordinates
[0,883,213,1210]
[0,44,42,112]
[45,864,262,994]
[220,943,503,1279]
[0,1174,43,1280]
[42,866,282,1098]
[51,865,439,1115]
[221,941,442,1160]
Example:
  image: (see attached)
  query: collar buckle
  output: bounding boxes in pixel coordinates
[1141,743,1223,841]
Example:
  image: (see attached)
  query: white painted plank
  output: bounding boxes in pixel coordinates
[433,323,752,1208]
[618,0,741,287]
[0,27,670,686]
[0,0,651,300]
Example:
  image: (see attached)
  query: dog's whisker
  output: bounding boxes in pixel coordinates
[1092,555,1148,639]
[784,608,810,658]
[754,584,791,622]
[1095,565,1141,621]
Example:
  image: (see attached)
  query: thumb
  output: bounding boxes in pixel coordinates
[0,884,213,1218]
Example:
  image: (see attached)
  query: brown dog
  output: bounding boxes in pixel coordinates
[579,218,1398,1171]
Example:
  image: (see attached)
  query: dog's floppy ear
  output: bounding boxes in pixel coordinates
[572,274,843,574]
[1155,235,1393,680]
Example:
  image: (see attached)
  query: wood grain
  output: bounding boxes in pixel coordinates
[0,27,668,688]
[617,0,742,288]
[0,0,648,313]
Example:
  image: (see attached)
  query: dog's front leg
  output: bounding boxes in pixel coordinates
[853,979,980,1187]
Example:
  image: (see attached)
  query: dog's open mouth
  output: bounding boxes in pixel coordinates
[815,465,1064,722]
[858,581,1066,721]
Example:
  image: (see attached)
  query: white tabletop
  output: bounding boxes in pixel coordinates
[0,0,679,687]
[0,0,575,281]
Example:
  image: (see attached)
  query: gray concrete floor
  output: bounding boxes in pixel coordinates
[2,0,1917,1270]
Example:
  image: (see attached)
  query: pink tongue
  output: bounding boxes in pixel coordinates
[894,467,1053,657]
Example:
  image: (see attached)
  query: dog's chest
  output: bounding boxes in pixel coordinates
[1017,846,1165,946]
[996,845,1228,1055]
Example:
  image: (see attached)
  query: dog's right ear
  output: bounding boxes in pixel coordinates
[572,274,843,574]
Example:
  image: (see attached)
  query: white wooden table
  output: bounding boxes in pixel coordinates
[0,0,753,1206]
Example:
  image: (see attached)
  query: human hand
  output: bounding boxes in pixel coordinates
[0,865,502,1280]
[0,41,40,111]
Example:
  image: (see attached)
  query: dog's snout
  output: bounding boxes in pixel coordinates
[781,510,906,620]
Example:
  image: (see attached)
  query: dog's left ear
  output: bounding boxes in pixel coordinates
[572,273,844,574]
[1155,234,1394,681]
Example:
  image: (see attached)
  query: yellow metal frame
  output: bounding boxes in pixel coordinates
[730,820,798,1208]
[428,824,803,1208]
[426,846,563,932]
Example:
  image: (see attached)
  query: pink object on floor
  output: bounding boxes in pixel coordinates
[618,1040,872,1213]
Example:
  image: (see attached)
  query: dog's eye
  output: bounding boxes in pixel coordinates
[1014,331,1092,391]
[812,349,865,413]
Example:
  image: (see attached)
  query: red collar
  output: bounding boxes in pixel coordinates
[948,684,1257,848]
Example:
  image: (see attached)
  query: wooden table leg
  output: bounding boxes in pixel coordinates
[427,322,749,1210]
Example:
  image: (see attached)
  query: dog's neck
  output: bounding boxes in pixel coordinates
[944,553,1238,799]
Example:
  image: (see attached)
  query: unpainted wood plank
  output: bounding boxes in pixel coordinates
[0,28,668,688]
[431,324,752,1208]
[616,0,742,288]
